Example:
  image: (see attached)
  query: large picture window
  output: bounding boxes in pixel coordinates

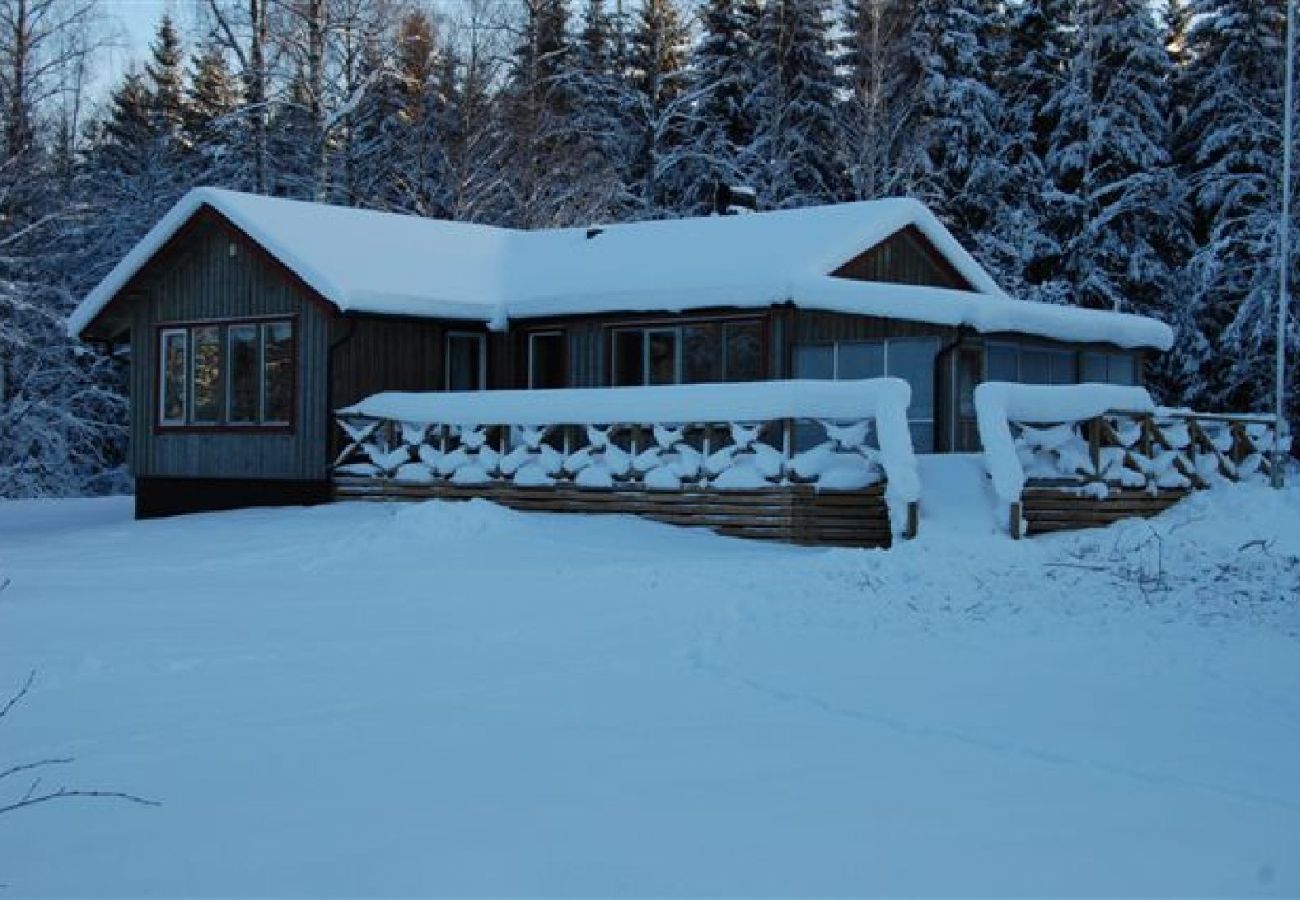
[792,338,938,451]
[610,319,764,386]
[157,318,295,429]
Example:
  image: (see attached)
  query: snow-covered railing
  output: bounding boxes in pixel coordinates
[975,382,1287,537]
[333,379,921,537]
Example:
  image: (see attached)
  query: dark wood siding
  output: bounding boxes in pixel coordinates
[128,219,332,481]
[832,226,973,290]
[329,316,445,410]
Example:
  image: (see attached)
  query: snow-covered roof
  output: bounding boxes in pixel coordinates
[69,187,1174,350]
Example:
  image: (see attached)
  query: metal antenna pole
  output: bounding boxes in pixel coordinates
[1276,0,1296,488]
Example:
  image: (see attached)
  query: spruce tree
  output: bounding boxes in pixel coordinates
[751,0,843,207]
[626,0,690,213]
[1177,0,1298,415]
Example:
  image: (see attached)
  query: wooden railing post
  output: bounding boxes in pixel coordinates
[1009,501,1022,540]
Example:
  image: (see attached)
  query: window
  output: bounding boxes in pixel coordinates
[446,332,486,392]
[157,319,294,428]
[611,320,765,386]
[227,324,259,423]
[792,338,938,451]
[528,332,566,389]
[988,342,1077,385]
[722,321,763,382]
[191,326,223,423]
[159,328,188,425]
[1081,351,1138,386]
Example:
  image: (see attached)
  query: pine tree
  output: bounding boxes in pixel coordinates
[674,0,762,213]
[1176,0,1298,415]
[186,43,243,185]
[838,0,913,201]
[145,16,188,149]
[893,0,1011,260]
[625,0,690,213]
[1042,0,1191,321]
[751,0,844,207]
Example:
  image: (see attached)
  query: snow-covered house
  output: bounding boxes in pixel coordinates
[69,188,1172,518]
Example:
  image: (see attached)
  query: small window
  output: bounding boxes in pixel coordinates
[987,343,1018,381]
[528,332,566,389]
[159,329,188,425]
[191,325,224,423]
[837,341,885,380]
[793,344,834,380]
[227,324,260,423]
[446,333,486,392]
[682,325,719,383]
[723,322,763,382]
[646,329,678,385]
[262,321,294,422]
[612,329,645,387]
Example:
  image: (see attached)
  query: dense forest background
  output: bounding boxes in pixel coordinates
[0,0,1296,496]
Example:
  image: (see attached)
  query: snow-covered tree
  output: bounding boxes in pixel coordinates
[625,0,690,213]
[1176,0,1299,415]
[838,0,913,202]
[751,0,844,207]
[1042,0,1191,321]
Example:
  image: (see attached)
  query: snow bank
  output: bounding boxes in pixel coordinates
[975,382,1155,510]
[70,188,1173,351]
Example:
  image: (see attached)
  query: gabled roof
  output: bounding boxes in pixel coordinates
[69,187,1174,350]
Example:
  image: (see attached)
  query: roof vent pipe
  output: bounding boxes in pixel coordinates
[586,227,604,239]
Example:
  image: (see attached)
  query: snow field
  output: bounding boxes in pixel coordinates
[0,477,1297,895]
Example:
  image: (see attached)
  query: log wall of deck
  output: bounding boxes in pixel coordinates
[333,478,901,548]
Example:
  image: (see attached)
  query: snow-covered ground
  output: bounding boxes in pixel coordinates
[1,469,1298,896]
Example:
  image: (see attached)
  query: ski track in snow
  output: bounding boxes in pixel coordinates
[0,480,1298,896]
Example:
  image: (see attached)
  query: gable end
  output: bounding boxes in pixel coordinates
[831,225,974,291]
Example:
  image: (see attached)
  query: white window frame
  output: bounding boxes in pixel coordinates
[158,327,189,426]
[527,331,566,389]
[446,331,488,391]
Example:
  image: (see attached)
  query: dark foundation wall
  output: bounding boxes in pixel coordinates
[135,477,331,519]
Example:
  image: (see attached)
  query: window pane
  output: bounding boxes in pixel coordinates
[228,324,259,423]
[888,339,937,417]
[909,421,935,453]
[1048,349,1076,384]
[1021,349,1052,384]
[446,333,483,392]
[987,343,1018,381]
[723,321,763,382]
[612,330,644,386]
[1081,352,1108,383]
[191,326,223,423]
[262,321,293,422]
[529,332,566,389]
[682,324,719,383]
[792,344,834,380]
[838,341,885,380]
[160,330,187,424]
[1108,354,1136,385]
[647,330,678,385]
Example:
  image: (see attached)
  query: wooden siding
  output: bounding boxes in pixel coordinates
[330,316,446,409]
[832,226,973,290]
[128,219,333,480]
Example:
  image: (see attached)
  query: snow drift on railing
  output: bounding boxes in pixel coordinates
[975,382,1284,534]
[975,382,1155,507]
[336,378,920,532]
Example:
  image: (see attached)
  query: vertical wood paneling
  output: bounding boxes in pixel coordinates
[129,219,332,480]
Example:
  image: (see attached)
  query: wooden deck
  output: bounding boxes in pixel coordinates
[1018,486,1192,537]
[333,477,905,548]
